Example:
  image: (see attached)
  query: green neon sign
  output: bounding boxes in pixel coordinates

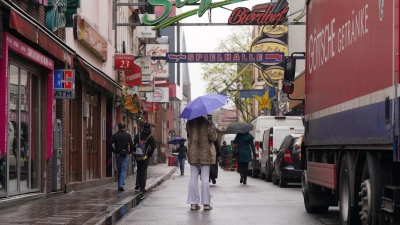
[142,0,246,30]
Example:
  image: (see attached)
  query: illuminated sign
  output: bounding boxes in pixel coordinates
[166,52,284,63]
[142,0,246,30]
[54,69,75,99]
[228,6,289,26]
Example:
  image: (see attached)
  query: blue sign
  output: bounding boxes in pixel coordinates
[239,89,275,98]
[54,69,75,99]
[165,52,285,63]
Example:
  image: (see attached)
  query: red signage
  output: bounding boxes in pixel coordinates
[114,54,135,71]
[228,6,289,27]
[125,64,142,86]
[143,102,155,113]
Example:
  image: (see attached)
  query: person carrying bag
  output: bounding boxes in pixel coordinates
[107,122,135,191]
[133,122,156,192]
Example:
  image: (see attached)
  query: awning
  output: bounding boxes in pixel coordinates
[9,10,74,67]
[78,57,122,96]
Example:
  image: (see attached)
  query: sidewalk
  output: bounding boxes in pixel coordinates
[0,163,176,225]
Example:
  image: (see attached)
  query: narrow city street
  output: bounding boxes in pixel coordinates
[117,162,341,225]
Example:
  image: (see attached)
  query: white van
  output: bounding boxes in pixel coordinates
[248,116,304,178]
[220,134,236,146]
[260,126,304,181]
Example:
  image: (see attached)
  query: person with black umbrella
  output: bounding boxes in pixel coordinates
[233,131,256,185]
[176,140,187,175]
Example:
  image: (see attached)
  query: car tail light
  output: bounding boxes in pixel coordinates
[255,141,259,157]
[283,149,293,163]
[268,136,273,154]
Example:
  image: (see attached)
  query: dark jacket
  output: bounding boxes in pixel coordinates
[133,131,156,158]
[176,145,187,159]
[234,132,256,162]
[213,139,221,158]
[220,145,228,156]
[107,130,135,154]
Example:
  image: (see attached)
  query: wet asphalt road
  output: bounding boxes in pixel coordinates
[117,162,341,225]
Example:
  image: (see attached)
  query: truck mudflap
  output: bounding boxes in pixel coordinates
[381,186,400,222]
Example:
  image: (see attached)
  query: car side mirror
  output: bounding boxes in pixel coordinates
[272,148,278,154]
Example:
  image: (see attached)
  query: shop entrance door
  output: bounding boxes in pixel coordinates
[68,97,79,182]
[5,64,40,196]
[86,98,99,180]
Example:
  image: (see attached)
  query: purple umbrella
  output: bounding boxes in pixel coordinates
[180,93,228,120]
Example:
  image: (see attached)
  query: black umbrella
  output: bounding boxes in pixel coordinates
[225,122,253,134]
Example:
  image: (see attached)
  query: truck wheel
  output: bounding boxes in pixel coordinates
[302,172,329,214]
[359,153,382,225]
[339,155,359,225]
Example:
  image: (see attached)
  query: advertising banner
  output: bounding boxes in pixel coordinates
[125,64,142,86]
[146,44,169,78]
[137,14,156,38]
[135,55,151,74]
[146,87,169,102]
[166,52,284,63]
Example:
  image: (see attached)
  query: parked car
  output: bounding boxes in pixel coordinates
[272,133,302,187]
[260,126,304,182]
[249,116,303,178]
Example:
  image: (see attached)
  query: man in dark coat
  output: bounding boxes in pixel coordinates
[209,139,220,184]
[176,140,188,175]
[107,122,135,191]
[133,122,156,192]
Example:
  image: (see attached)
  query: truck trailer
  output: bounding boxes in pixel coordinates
[283,0,400,224]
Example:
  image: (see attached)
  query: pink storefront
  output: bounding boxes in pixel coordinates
[0,32,54,197]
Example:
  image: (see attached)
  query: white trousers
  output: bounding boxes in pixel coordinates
[187,165,211,205]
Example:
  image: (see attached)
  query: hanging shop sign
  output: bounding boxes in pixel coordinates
[135,56,151,74]
[46,0,67,32]
[143,102,155,113]
[114,54,135,71]
[146,44,169,78]
[125,64,142,86]
[142,0,246,30]
[137,14,156,38]
[146,87,169,103]
[166,52,284,63]
[54,69,75,99]
[228,5,289,26]
[250,22,289,82]
[73,15,108,61]
[122,93,142,114]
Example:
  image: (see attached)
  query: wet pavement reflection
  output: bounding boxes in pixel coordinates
[0,164,176,225]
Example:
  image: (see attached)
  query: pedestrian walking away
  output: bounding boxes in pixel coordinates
[107,122,135,191]
[186,115,217,211]
[133,122,156,193]
[220,141,227,169]
[176,140,188,175]
[208,115,220,184]
[233,131,256,185]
